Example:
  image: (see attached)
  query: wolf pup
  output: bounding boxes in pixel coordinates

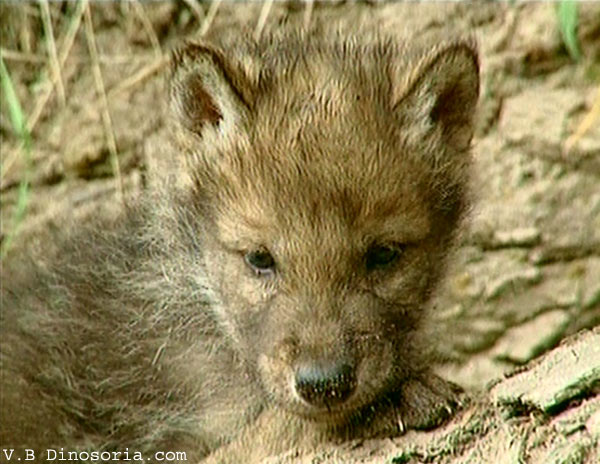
[1,30,479,463]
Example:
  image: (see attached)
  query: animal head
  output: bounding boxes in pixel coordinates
[167,31,479,422]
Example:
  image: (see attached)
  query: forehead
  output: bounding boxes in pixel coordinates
[211,133,433,250]
[205,36,433,246]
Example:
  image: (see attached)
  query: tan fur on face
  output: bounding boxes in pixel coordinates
[170,30,478,423]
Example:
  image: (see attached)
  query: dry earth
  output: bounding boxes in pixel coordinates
[1,1,599,463]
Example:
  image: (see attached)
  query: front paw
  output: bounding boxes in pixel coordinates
[398,373,464,430]
[362,373,465,437]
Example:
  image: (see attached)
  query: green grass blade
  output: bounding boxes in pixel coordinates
[1,55,31,259]
[557,0,581,61]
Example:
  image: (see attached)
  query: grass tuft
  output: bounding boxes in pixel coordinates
[557,0,581,61]
[0,56,32,258]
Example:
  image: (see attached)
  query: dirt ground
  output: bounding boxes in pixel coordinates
[1,1,599,463]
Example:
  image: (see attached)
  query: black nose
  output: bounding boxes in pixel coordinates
[294,361,356,408]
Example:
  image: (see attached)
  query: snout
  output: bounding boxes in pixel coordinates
[294,359,357,408]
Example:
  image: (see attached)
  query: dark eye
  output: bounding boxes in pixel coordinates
[244,249,276,276]
[365,244,404,271]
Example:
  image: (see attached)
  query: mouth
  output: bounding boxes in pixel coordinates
[289,400,359,423]
[287,380,370,425]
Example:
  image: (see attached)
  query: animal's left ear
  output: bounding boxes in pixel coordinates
[394,40,480,153]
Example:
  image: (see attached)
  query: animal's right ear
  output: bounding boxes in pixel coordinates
[169,41,250,137]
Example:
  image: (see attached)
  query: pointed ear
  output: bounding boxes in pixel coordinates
[169,41,251,136]
[395,40,480,152]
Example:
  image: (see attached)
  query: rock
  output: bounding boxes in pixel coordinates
[542,434,592,464]
[485,266,542,300]
[587,408,600,440]
[455,318,507,354]
[555,396,600,436]
[491,309,571,364]
[499,86,585,149]
[474,261,586,325]
[490,328,600,416]
[440,353,512,390]
[572,257,600,310]
[492,227,541,248]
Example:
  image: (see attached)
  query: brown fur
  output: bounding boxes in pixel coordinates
[0,29,479,462]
